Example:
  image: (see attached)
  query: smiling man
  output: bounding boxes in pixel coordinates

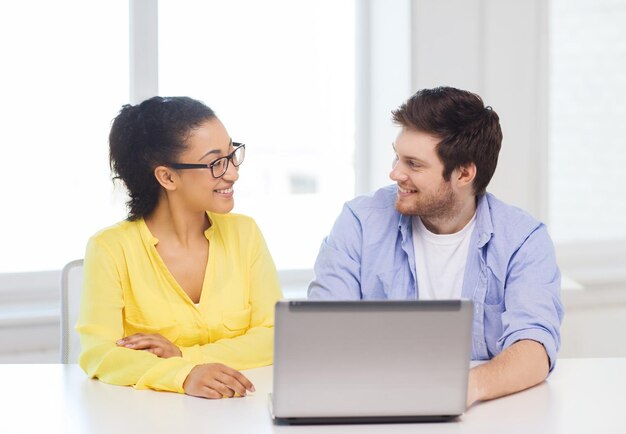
[308,86,564,406]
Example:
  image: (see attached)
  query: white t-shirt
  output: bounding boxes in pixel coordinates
[411,213,476,300]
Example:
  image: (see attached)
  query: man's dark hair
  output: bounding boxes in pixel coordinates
[391,86,502,196]
[109,96,216,220]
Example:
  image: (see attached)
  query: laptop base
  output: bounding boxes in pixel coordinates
[269,394,458,425]
[272,415,458,425]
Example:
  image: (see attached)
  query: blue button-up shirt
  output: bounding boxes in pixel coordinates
[308,185,564,370]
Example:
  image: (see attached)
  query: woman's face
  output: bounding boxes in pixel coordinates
[173,117,240,214]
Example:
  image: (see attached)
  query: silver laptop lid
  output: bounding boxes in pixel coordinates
[272,300,473,419]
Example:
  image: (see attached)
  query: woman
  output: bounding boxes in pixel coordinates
[77,96,282,399]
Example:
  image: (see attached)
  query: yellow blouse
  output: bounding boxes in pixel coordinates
[77,212,282,393]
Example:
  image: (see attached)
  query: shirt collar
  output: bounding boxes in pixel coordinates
[475,193,494,248]
[137,212,216,246]
[398,212,412,243]
[138,217,159,246]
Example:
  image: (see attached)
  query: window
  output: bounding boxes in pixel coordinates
[159,0,356,269]
[549,0,626,243]
[0,1,129,273]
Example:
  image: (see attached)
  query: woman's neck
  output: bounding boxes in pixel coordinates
[144,196,210,248]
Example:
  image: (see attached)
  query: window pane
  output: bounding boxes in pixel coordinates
[0,2,129,273]
[159,0,355,269]
[549,0,626,242]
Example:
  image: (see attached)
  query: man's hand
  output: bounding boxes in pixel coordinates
[117,333,182,358]
[466,339,549,407]
[183,363,255,399]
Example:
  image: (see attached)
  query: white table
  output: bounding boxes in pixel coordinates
[3,358,625,434]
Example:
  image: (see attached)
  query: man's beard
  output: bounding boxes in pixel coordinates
[395,182,457,220]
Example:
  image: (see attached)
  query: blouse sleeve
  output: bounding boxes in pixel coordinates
[77,237,195,393]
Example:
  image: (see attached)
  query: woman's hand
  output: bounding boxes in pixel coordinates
[116,333,182,358]
[183,363,255,399]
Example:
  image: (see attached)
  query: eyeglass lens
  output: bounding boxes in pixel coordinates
[211,145,245,177]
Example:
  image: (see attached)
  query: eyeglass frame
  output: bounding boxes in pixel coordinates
[167,142,245,178]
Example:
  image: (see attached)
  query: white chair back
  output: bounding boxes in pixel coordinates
[60,259,84,364]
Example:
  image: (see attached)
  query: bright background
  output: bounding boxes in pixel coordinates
[0,0,625,363]
[1,0,624,274]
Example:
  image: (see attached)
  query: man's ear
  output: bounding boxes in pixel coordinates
[153,166,178,191]
[456,163,477,189]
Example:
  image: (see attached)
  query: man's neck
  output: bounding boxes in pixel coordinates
[419,195,477,235]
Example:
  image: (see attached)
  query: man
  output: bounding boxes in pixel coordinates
[308,86,564,406]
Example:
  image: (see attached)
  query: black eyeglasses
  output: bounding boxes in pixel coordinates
[168,143,245,178]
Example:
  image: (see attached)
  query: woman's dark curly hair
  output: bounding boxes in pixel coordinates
[109,96,216,220]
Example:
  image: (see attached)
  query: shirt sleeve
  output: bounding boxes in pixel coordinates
[77,237,195,393]
[498,224,564,371]
[307,203,363,300]
[179,223,282,368]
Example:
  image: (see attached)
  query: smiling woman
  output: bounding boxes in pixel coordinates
[77,96,282,399]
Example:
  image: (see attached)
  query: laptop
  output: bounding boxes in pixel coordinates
[269,299,473,424]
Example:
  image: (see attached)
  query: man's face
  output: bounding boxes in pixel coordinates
[389,128,457,219]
